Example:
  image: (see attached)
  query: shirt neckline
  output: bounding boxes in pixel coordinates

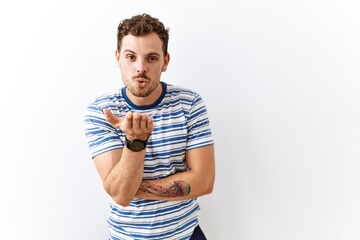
[121,82,167,110]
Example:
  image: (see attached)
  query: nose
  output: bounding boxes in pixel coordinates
[136,59,147,73]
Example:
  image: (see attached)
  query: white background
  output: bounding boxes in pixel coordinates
[1,1,360,239]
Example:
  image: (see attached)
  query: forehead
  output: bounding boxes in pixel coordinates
[121,32,163,55]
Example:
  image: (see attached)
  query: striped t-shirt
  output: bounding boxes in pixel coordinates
[84,82,214,240]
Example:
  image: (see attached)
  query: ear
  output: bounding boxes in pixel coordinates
[162,53,170,72]
[115,49,121,67]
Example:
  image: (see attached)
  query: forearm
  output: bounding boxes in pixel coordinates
[103,148,145,206]
[136,145,215,201]
[93,110,155,206]
[135,169,214,201]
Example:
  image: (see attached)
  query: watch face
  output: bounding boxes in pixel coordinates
[128,140,146,152]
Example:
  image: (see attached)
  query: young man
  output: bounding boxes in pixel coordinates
[84,14,215,240]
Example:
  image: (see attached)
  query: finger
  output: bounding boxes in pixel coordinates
[139,114,148,130]
[132,112,141,129]
[122,112,133,130]
[147,118,154,132]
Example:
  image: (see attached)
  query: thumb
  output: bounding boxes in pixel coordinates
[103,109,122,128]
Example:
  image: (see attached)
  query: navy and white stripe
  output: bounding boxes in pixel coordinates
[84,82,214,240]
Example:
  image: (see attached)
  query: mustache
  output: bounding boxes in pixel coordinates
[132,73,149,80]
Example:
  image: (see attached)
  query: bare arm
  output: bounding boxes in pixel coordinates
[135,144,215,201]
[93,110,154,206]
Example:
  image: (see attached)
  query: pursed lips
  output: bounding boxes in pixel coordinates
[133,78,149,87]
[133,76,149,83]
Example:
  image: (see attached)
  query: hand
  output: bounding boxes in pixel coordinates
[103,109,154,141]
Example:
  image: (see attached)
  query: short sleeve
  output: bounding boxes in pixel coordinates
[84,103,123,158]
[186,94,214,150]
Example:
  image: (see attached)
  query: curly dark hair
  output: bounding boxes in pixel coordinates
[117,14,169,56]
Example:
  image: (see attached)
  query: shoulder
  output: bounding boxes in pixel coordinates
[91,90,122,109]
[165,83,202,105]
[86,89,128,112]
[84,89,124,120]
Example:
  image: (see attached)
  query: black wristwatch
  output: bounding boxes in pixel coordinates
[125,135,148,152]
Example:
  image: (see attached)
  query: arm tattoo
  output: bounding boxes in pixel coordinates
[139,180,191,197]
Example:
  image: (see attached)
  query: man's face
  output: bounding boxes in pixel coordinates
[116,32,169,99]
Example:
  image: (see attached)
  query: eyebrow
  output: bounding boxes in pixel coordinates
[123,49,136,54]
[123,49,161,56]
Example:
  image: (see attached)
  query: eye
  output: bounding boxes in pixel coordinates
[147,56,158,62]
[126,54,136,61]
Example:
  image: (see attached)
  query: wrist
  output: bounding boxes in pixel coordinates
[125,135,149,152]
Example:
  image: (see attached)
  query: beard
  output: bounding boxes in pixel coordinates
[125,74,161,98]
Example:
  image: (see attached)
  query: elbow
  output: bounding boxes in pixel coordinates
[193,171,215,197]
[203,175,215,195]
[111,196,132,207]
[104,182,133,207]
[203,182,214,195]
[196,179,214,196]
